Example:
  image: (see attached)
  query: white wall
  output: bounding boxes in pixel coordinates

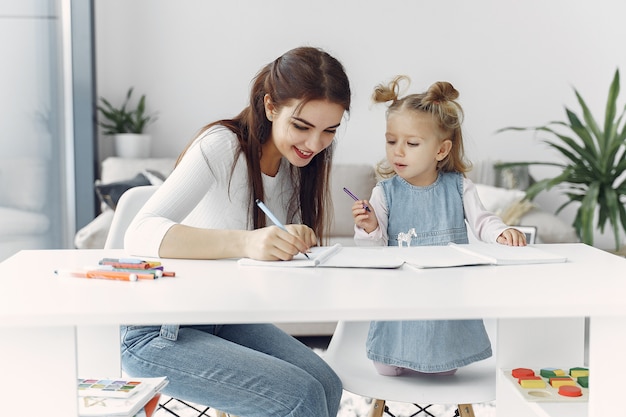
[94,0,626,245]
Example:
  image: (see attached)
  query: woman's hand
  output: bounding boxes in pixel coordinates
[244,225,316,260]
[352,200,378,234]
[496,228,527,246]
[285,224,318,246]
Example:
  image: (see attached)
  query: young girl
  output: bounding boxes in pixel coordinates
[351,75,526,376]
[121,46,351,417]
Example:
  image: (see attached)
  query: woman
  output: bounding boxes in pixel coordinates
[122,46,351,417]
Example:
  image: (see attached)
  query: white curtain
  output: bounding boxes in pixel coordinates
[0,0,74,261]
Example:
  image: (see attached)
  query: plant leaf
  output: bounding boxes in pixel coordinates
[97,87,156,134]
[496,70,626,250]
[574,88,603,151]
[604,69,620,148]
[578,183,600,245]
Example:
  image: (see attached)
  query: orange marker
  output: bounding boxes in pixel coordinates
[55,269,155,281]
[87,270,155,281]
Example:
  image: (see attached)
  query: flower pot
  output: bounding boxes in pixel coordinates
[114,133,151,158]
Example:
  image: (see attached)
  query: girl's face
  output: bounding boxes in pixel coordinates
[385,109,452,187]
[262,97,344,175]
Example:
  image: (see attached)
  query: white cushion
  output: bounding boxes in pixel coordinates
[519,207,579,244]
[101,157,175,183]
[0,207,49,235]
[473,184,578,243]
[74,209,114,249]
[0,158,47,211]
[474,183,525,214]
[0,236,51,262]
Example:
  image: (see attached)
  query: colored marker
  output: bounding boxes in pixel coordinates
[99,261,152,269]
[255,199,310,259]
[100,257,144,264]
[99,259,162,269]
[343,187,371,212]
[54,269,155,281]
[110,268,163,278]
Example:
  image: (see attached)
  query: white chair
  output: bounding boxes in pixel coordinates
[104,185,159,249]
[324,319,497,417]
[105,185,236,417]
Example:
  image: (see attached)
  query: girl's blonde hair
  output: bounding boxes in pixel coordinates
[372,75,471,179]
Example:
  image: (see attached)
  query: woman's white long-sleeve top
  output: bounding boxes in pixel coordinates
[124,126,292,257]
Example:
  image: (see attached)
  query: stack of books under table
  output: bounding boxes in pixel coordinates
[77,376,168,417]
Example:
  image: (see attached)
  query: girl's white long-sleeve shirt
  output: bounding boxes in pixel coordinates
[124,126,292,257]
[354,177,510,246]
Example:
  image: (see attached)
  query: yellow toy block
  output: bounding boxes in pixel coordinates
[569,367,589,378]
[520,378,547,388]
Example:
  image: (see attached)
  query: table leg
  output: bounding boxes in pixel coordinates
[496,317,585,417]
[0,326,78,416]
[77,325,121,376]
[587,316,626,417]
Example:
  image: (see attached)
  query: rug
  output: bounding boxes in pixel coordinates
[153,391,496,417]
[151,341,496,417]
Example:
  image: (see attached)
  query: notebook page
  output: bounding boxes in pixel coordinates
[319,246,404,268]
[237,244,342,267]
[449,242,567,265]
[238,244,404,268]
[392,245,492,268]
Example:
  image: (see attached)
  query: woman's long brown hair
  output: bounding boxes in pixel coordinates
[176,47,351,243]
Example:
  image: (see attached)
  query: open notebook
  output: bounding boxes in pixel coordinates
[237,242,567,269]
[237,244,404,268]
[398,242,568,268]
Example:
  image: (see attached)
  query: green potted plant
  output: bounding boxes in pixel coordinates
[496,69,626,251]
[97,87,157,158]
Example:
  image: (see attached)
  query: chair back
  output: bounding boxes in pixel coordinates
[104,185,158,249]
[323,319,497,405]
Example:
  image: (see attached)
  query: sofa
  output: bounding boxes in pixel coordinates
[0,157,51,262]
[75,157,579,335]
[75,157,381,250]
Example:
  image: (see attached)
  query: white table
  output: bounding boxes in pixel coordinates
[0,244,624,416]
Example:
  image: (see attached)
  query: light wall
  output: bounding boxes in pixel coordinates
[94,0,626,244]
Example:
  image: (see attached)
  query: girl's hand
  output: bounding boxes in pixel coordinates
[244,225,315,261]
[496,228,527,246]
[351,200,378,234]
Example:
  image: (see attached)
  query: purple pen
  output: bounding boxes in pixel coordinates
[343,187,371,212]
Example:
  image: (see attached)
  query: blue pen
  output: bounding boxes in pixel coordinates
[255,199,310,259]
[343,187,371,212]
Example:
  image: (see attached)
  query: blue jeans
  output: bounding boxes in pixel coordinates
[121,323,342,417]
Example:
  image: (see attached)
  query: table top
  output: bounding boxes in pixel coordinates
[1,244,624,327]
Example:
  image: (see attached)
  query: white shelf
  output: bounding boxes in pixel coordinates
[497,370,587,417]
[533,403,587,417]
[495,316,589,417]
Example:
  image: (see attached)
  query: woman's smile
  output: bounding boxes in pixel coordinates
[294,146,314,160]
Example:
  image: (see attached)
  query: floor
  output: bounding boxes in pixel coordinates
[154,393,496,417]
[149,336,496,417]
